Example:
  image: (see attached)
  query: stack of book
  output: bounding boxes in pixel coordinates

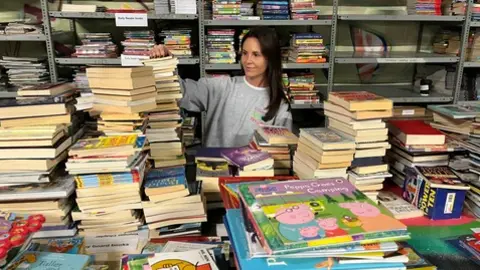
[73,33,117,58]
[160,29,193,58]
[324,91,393,195]
[0,56,49,87]
[257,1,290,20]
[428,103,480,137]
[87,66,157,114]
[97,112,146,135]
[294,128,355,179]
[225,178,410,269]
[290,0,319,20]
[251,126,297,176]
[141,166,206,232]
[407,0,442,15]
[73,68,93,111]
[67,134,149,235]
[288,33,327,63]
[4,22,43,35]
[206,29,236,64]
[171,0,197,14]
[287,73,320,105]
[181,116,196,146]
[154,0,170,14]
[212,0,241,20]
[240,2,255,17]
[122,31,155,57]
[142,57,185,169]
[223,146,275,177]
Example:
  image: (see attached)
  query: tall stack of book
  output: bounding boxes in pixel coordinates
[212,0,241,20]
[288,33,327,63]
[251,126,297,176]
[0,56,49,87]
[142,57,185,169]
[290,0,319,20]
[287,73,320,105]
[293,128,355,179]
[206,29,236,64]
[225,178,410,269]
[66,134,149,235]
[324,91,393,196]
[73,33,117,58]
[257,1,290,20]
[141,166,206,234]
[97,112,146,135]
[160,29,193,58]
[122,31,155,57]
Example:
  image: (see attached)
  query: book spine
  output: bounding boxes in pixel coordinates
[74,171,140,188]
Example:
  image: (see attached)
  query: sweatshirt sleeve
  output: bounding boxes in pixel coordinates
[273,102,293,131]
[179,77,231,112]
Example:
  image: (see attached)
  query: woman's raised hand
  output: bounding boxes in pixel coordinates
[150,45,171,58]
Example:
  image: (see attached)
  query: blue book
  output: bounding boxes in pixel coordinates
[7,251,91,269]
[144,166,186,189]
[225,209,407,270]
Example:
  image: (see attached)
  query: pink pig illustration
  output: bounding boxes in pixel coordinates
[275,204,325,241]
[339,202,405,232]
[317,218,347,237]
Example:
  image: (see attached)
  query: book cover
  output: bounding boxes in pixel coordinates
[6,251,91,270]
[195,147,233,161]
[239,178,408,254]
[46,237,85,254]
[300,128,356,150]
[221,146,271,169]
[148,249,219,270]
[416,166,469,190]
[396,242,436,270]
[144,166,186,189]
[428,103,480,119]
[388,120,444,136]
[74,171,141,188]
[69,135,145,152]
[225,209,407,269]
[328,91,392,111]
[0,176,75,202]
[257,125,298,144]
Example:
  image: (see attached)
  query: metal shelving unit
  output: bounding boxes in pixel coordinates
[334,52,459,64]
[55,57,199,65]
[0,34,46,41]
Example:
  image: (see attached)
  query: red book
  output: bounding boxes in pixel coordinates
[388,120,445,145]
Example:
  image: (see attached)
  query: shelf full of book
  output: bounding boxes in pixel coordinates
[338,15,466,21]
[48,11,198,20]
[203,19,332,26]
[55,57,200,65]
[334,52,460,64]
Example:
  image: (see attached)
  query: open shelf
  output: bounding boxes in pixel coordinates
[205,63,329,70]
[463,61,480,68]
[55,57,199,65]
[0,34,46,41]
[470,21,480,27]
[335,52,458,64]
[338,15,465,21]
[49,11,197,20]
[333,85,453,103]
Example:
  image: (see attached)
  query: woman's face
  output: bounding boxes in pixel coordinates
[241,37,268,79]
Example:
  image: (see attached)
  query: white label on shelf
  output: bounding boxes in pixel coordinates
[121,54,149,66]
[376,58,426,63]
[401,109,415,116]
[115,13,148,27]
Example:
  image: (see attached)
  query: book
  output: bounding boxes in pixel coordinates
[396,242,437,270]
[221,146,273,171]
[328,91,393,112]
[147,249,219,270]
[18,82,76,97]
[377,191,424,219]
[239,178,408,254]
[428,103,480,119]
[6,251,91,270]
[144,166,186,196]
[69,135,146,157]
[256,125,298,145]
[299,128,356,150]
[195,147,232,162]
[324,102,393,120]
[0,176,75,201]
[388,120,445,145]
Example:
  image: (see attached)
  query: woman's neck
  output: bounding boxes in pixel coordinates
[245,75,267,88]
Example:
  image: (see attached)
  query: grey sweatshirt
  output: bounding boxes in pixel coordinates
[179,76,293,147]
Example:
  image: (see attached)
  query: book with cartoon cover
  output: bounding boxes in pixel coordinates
[238,178,408,254]
[148,249,219,270]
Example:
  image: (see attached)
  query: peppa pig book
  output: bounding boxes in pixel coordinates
[238,178,409,255]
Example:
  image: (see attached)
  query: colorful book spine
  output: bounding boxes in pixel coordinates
[74,171,140,188]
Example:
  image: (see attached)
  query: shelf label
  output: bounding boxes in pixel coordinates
[376,58,426,63]
[115,13,148,27]
[401,109,415,116]
[121,54,149,66]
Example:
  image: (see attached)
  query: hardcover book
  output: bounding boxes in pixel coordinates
[388,120,445,145]
[221,146,272,170]
[328,91,393,112]
[299,128,356,150]
[239,178,408,254]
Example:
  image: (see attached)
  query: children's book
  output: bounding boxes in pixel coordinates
[195,147,232,162]
[396,242,436,270]
[121,254,151,270]
[221,146,272,170]
[256,125,298,145]
[6,251,91,270]
[147,249,219,270]
[45,237,85,254]
[239,178,408,255]
[225,209,407,269]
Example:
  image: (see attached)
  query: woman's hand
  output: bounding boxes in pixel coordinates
[150,45,171,58]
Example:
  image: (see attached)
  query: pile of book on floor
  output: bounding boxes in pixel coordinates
[293,127,355,179]
[206,29,236,64]
[257,0,289,20]
[406,0,442,15]
[3,22,43,35]
[66,134,149,235]
[142,166,206,235]
[290,0,320,20]
[73,67,93,111]
[160,29,193,58]
[141,57,184,169]
[289,33,327,63]
[212,0,241,20]
[324,91,393,199]
[0,56,49,87]
[73,33,118,58]
[225,178,410,269]
[287,72,320,104]
[251,126,297,176]
[122,30,155,57]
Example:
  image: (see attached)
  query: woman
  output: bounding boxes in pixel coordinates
[151,27,292,147]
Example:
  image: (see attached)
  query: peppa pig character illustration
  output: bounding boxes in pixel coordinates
[317,218,348,237]
[339,202,405,231]
[274,204,325,241]
[341,215,362,228]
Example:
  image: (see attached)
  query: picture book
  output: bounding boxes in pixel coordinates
[396,242,436,270]
[428,103,480,119]
[148,249,219,270]
[144,166,186,189]
[221,146,272,170]
[6,251,91,270]
[377,191,424,219]
[328,91,393,112]
[299,128,356,150]
[239,178,408,254]
[195,147,232,162]
[45,237,85,254]
[225,209,408,269]
[120,254,151,270]
[256,125,298,145]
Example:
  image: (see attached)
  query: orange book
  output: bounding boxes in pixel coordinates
[328,91,393,112]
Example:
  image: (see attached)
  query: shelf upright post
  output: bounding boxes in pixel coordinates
[199,0,206,78]
[40,0,58,83]
[326,0,339,94]
[453,0,473,103]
